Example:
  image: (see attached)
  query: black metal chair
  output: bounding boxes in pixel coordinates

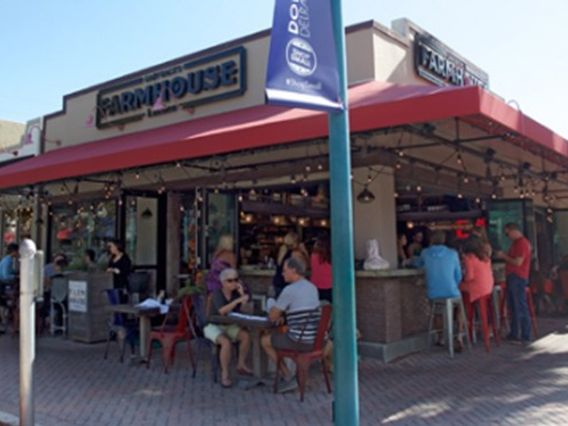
[103,289,138,362]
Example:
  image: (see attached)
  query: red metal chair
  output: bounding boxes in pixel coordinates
[146,296,196,375]
[464,293,500,352]
[273,304,332,402]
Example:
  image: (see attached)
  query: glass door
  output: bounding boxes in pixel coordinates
[122,192,166,294]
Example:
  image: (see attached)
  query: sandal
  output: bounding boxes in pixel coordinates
[221,378,233,388]
[237,367,253,376]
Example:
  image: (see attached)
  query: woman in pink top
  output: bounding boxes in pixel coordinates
[461,237,494,302]
[310,233,333,303]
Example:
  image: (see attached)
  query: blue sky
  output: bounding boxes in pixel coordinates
[1,0,566,137]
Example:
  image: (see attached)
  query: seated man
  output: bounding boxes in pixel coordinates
[0,243,19,284]
[419,231,464,348]
[203,268,252,388]
[420,231,462,300]
[261,257,320,388]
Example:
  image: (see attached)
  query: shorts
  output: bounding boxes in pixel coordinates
[203,323,242,343]
[271,332,313,352]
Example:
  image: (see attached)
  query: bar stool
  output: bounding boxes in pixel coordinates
[466,294,500,352]
[495,282,509,336]
[427,296,471,358]
[526,287,538,338]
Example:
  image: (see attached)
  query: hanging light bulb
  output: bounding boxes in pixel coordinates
[237,194,243,202]
[394,192,399,198]
[456,151,463,165]
[176,161,182,168]
[135,171,141,180]
[317,163,323,171]
[416,185,422,192]
[305,165,311,173]
[291,175,297,184]
[475,197,481,204]
[395,161,402,170]
[463,175,469,184]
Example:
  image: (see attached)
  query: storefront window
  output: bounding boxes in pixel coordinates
[2,210,17,251]
[50,200,116,267]
[179,193,202,273]
[487,199,537,261]
[554,210,568,263]
[17,208,33,239]
[206,192,236,266]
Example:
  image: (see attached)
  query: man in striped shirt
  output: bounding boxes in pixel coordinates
[261,256,321,383]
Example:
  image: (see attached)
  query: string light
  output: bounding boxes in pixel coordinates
[456,152,463,165]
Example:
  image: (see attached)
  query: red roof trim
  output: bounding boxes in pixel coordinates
[0,82,565,190]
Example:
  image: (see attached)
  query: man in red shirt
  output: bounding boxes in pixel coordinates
[496,223,532,343]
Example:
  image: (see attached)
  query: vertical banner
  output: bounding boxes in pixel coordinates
[265,0,343,112]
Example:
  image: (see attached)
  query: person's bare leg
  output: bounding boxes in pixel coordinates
[261,333,289,378]
[236,330,252,372]
[217,335,232,385]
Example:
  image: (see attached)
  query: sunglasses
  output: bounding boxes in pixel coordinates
[226,278,240,283]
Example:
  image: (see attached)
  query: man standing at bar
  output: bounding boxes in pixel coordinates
[497,223,532,344]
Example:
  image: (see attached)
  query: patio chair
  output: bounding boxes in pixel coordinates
[189,293,220,382]
[146,295,196,375]
[273,304,332,402]
[103,289,138,362]
[50,275,68,336]
[128,271,150,303]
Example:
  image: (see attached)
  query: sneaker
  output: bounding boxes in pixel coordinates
[277,377,298,394]
[505,335,522,345]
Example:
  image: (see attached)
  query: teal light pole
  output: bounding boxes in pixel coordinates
[328,0,359,424]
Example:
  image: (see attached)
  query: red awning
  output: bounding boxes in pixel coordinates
[0,81,565,190]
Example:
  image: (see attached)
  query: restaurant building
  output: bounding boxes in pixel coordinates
[0,18,567,360]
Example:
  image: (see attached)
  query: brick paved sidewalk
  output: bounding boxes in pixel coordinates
[1,317,568,425]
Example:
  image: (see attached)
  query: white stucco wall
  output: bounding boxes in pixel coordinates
[352,166,397,268]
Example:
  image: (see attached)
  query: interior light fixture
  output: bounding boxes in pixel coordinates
[141,208,153,219]
[356,186,375,203]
